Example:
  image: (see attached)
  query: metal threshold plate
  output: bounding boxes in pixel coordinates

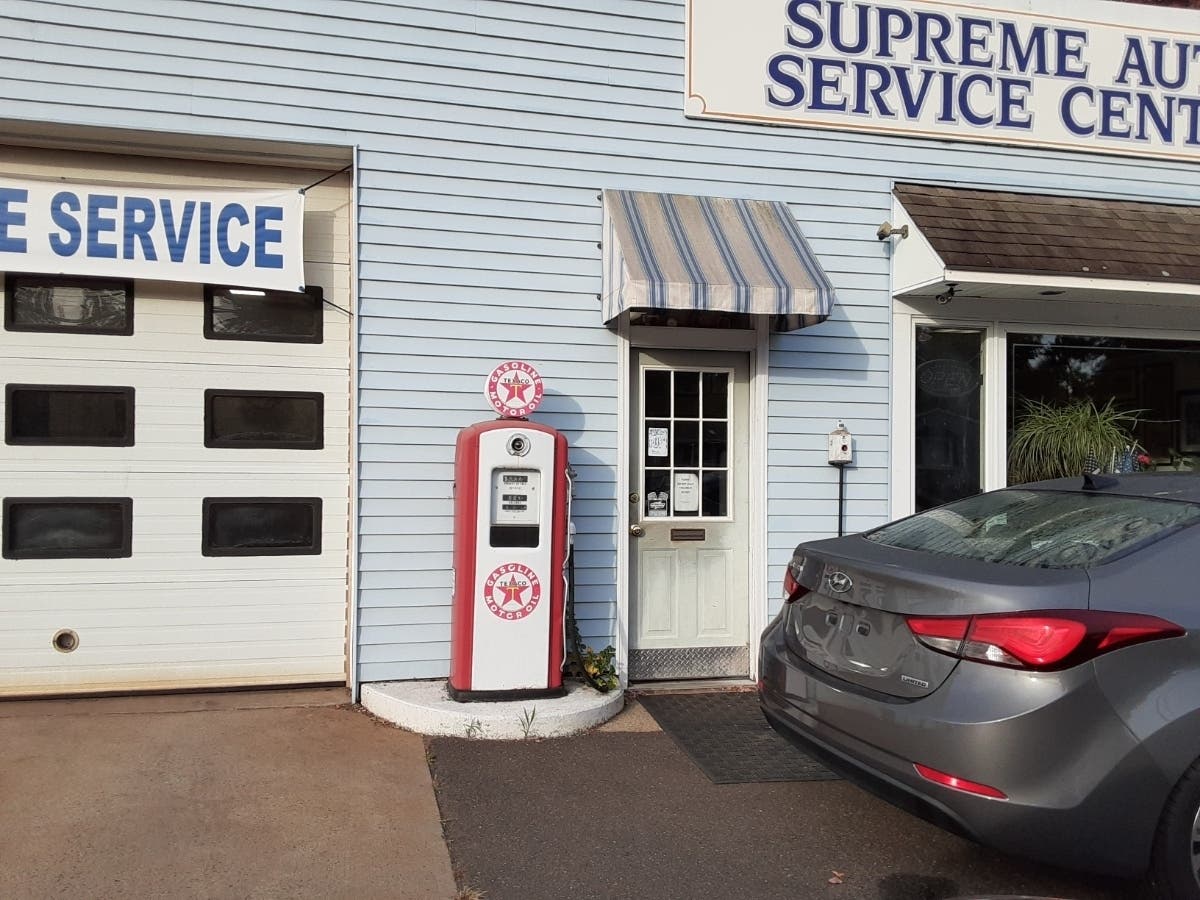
[629,646,748,681]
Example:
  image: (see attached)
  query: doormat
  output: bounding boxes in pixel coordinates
[637,691,840,785]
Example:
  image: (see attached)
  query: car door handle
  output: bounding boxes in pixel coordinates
[630,524,645,537]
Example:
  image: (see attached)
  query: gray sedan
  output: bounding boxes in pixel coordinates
[760,473,1200,898]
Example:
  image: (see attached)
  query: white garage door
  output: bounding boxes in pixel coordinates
[0,149,352,697]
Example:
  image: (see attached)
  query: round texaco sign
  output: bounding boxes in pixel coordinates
[483,563,542,621]
[486,361,544,418]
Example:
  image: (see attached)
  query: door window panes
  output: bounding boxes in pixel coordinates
[642,367,731,518]
[914,326,984,511]
[644,370,671,417]
[701,372,728,418]
[1008,334,1200,479]
[702,471,728,517]
[702,423,728,467]
[6,385,134,446]
[5,275,133,334]
[205,390,324,449]
[204,285,323,343]
[674,371,700,418]
[673,421,699,467]
[3,498,132,559]
[202,498,322,556]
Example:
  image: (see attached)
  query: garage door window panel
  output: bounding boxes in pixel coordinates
[205,390,323,449]
[6,384,135,446]
[204,285,323,343]
[5,275,133,335]
[3,498,133,559]
[203,498,322,556]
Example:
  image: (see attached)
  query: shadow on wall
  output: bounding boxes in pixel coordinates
[533,387,618,646]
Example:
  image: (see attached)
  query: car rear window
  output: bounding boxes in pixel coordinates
[866,489,1200,568]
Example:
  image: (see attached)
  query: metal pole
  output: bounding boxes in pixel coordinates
[837,464,846,537]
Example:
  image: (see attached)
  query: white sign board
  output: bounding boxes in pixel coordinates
[0,179,306,291]
[674,473,700,513]
[647,427,670,457]
[686,0,1200,163]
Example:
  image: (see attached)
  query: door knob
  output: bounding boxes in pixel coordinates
[629,524,645,537]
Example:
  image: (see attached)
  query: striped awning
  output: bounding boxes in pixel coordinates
[601,189,836,332]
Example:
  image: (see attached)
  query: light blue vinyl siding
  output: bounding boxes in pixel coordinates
[7,0,1200,682]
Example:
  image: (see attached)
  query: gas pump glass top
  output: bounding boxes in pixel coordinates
[643,368,730,518]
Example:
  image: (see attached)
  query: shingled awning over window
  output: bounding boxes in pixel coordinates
[890,183,1200,302]
[601,189,836,332]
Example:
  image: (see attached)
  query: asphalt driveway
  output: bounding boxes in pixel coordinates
[0,689,455,900]
[429,703,1144,900]
[0,688,1152,900]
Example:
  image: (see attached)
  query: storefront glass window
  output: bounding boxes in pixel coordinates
[1008,334,1200,481]
[914,326,984,512]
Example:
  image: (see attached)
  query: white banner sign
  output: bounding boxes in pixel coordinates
[686,0,1200,163]
[0,179,306,291]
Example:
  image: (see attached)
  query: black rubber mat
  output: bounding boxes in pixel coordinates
[638,690,840,785]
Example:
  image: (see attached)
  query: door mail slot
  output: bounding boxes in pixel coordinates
[670,528,706,542]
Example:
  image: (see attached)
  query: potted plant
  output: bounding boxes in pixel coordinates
[1007,398,1143,484]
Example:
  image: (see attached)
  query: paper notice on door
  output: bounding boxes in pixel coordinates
[646,491,669,517]
[647,427,669,457]
[673,472,699,512]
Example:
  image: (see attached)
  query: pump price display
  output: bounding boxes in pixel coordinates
[492,469,540,524]
[486,360,544,418]
[483,563,542,620]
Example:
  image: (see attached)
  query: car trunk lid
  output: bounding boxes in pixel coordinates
[783,536,1091,699]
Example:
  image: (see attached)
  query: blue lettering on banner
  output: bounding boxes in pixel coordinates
[199,201,212,265]
[123,196,158,261]
[87,194,119,260]
[254,205,284,269]
[757,0,1200,154]
[49,192,82,257]
[0,182,301,288]
[0,187,28,254]
[216,203,250,267]
[160,199,195,263]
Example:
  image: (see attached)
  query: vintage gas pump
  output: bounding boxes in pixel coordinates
[449,361,569,700]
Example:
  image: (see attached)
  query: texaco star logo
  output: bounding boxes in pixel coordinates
[486,361,544,418]
[483,563,542,621]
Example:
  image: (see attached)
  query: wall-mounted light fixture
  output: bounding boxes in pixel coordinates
[876,221,909,241]
[936,284,958,305]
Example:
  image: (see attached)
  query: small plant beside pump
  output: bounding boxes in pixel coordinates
[568,643,624,696]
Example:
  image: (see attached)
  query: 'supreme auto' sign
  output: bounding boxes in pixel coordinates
[686,0,1200,163]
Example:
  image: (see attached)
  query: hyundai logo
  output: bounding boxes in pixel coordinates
[826,571,853,594]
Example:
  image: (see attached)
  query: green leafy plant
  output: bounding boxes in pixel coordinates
[576,644,619,693]
[463,718,484,739]
[1008,398,1142,484]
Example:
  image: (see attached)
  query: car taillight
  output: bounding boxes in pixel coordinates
[905,610,1184,671]
[782,557,810,602]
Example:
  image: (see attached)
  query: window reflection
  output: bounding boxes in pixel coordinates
[1009,334,1200,478]
[914,327,984,511]
[7,277,132,334]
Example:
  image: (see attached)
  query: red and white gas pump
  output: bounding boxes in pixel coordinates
[449,361,569,700]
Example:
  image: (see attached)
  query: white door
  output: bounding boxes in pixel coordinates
[629,350,750,680]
